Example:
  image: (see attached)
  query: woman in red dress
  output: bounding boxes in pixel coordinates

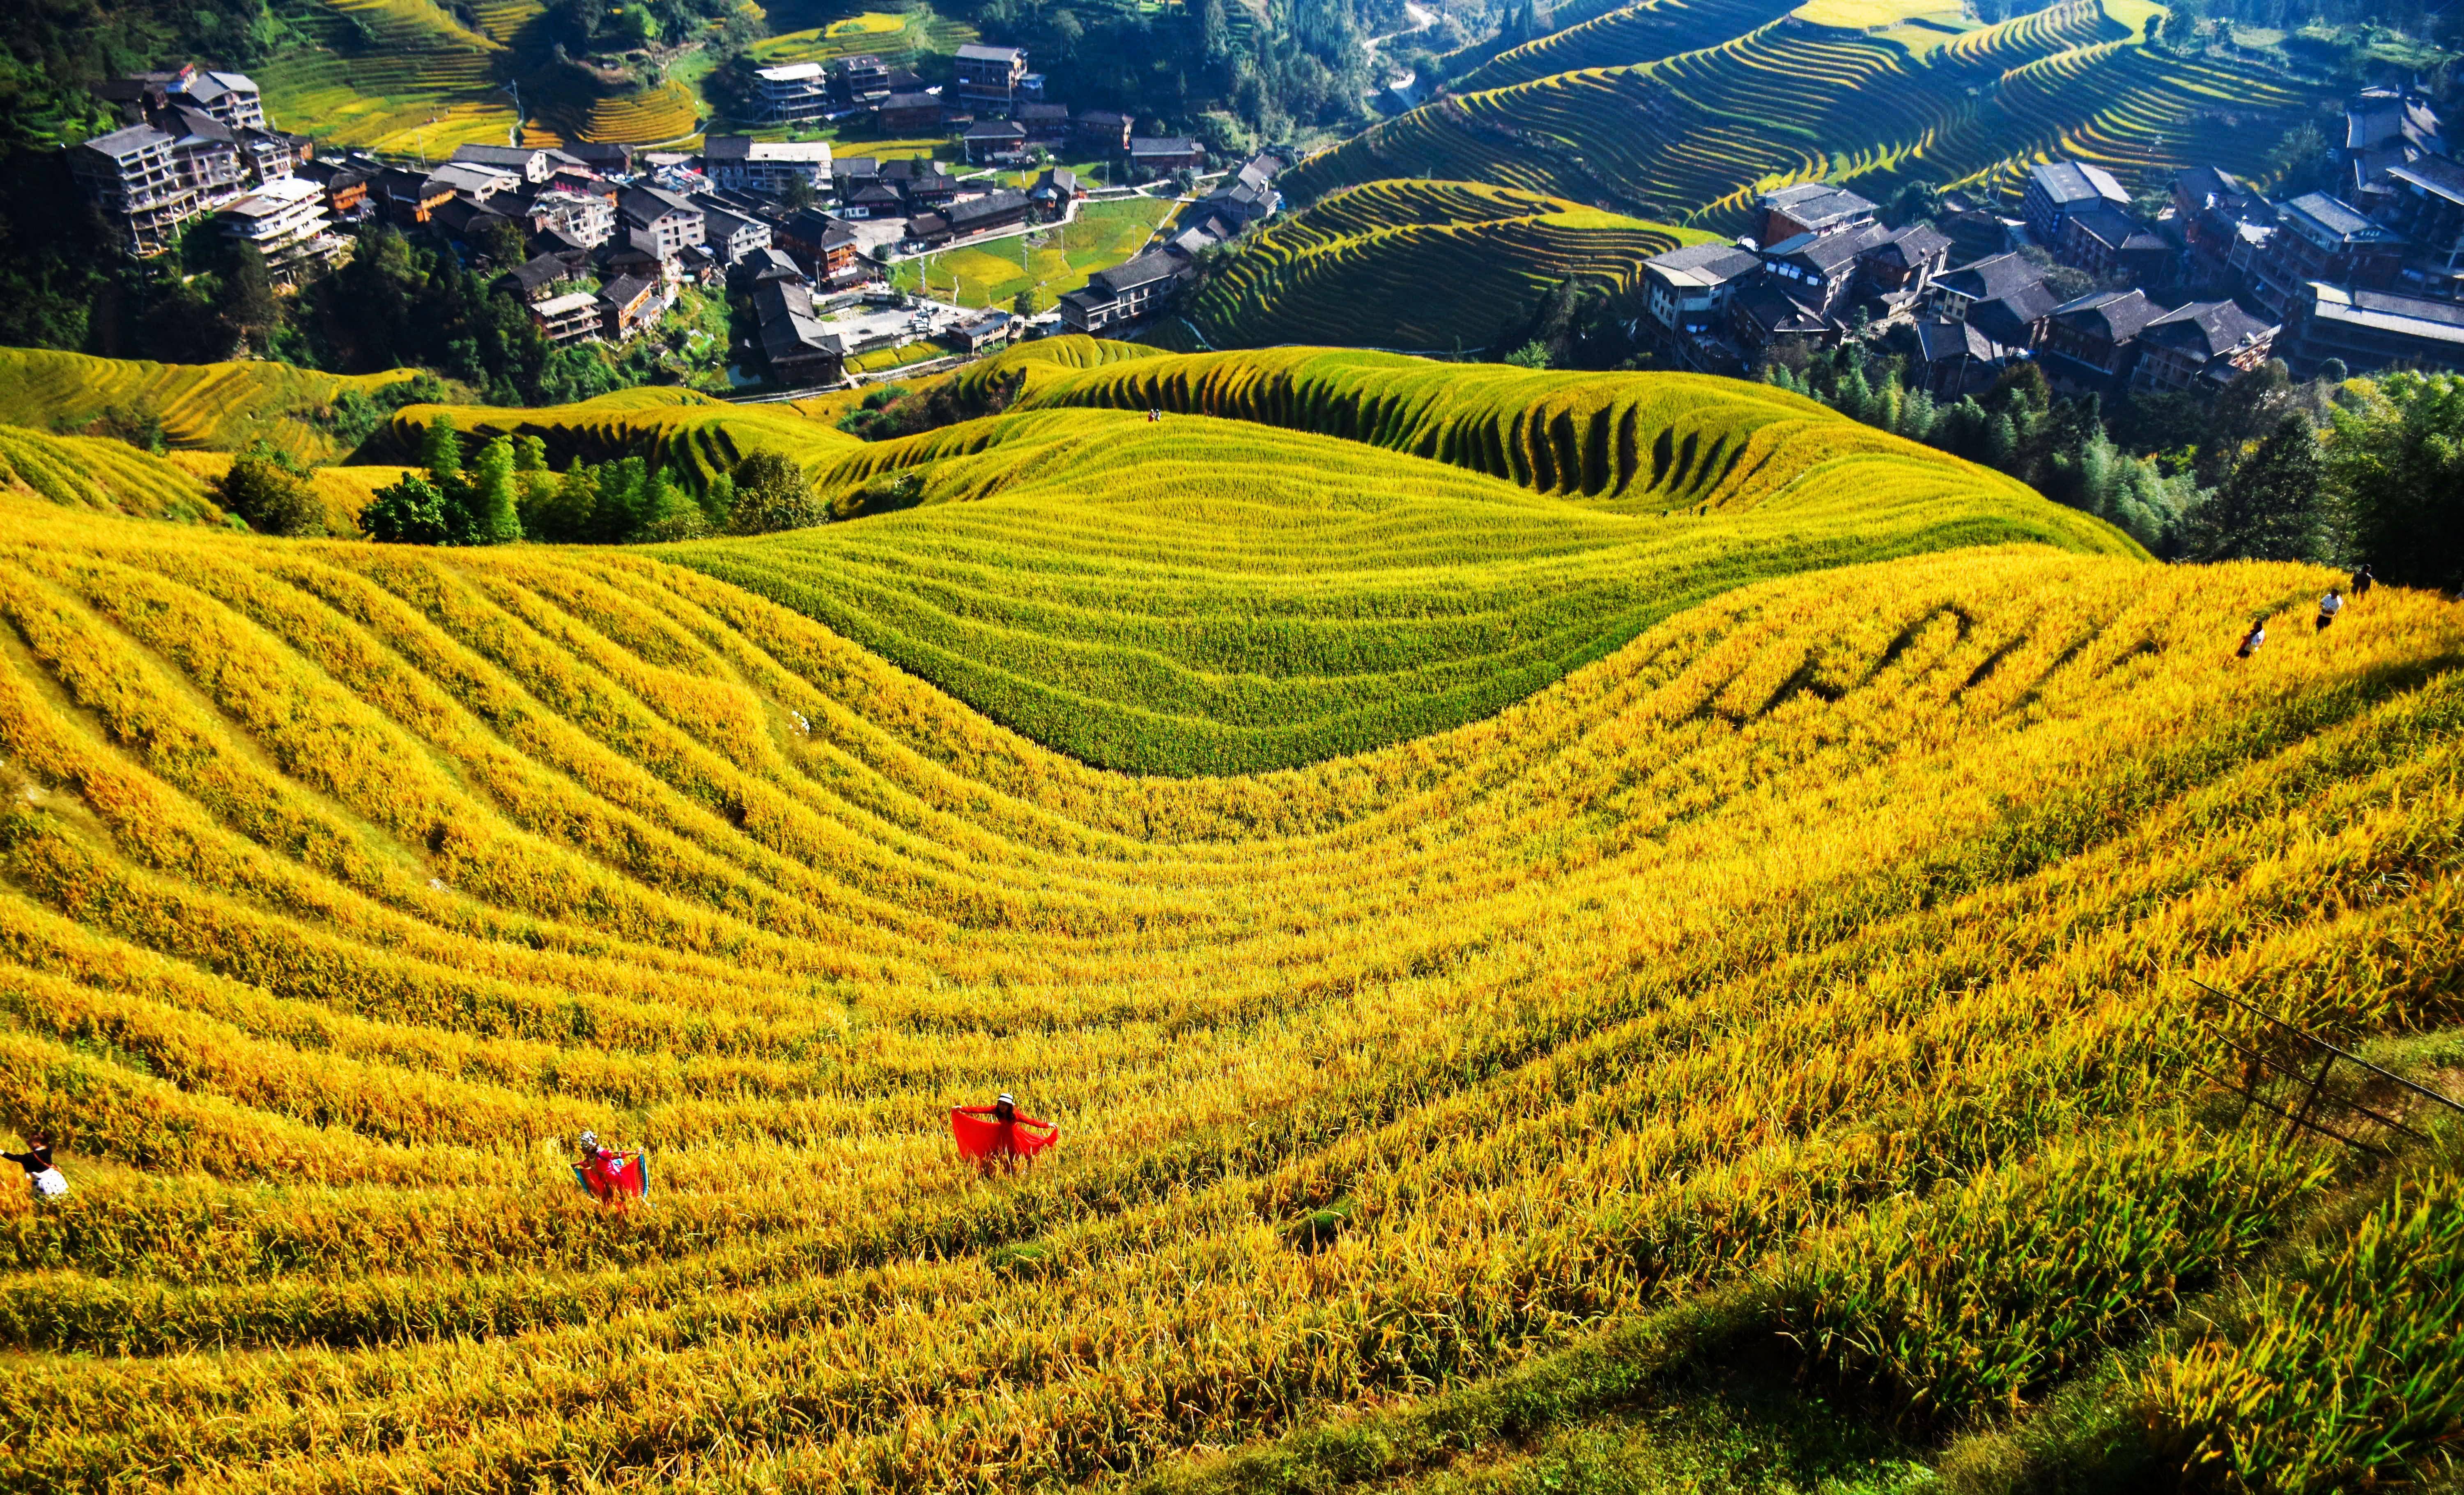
[950,1093,1058,1171]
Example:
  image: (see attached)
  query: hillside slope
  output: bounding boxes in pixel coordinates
[1179,182,1715,352]
[2,350,2461,1493]
[669,380,2133,774]
[0,481,2459,1489]
[1286,0,2325,229]
[0,349,421,466]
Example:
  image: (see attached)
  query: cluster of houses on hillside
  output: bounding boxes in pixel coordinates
[747,44,1207,185]
[64,42,1274,388]
[70,65,330,267]
[1643,83,2464,393]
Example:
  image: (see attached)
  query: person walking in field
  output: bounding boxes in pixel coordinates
[2316,589,2344,632]
[572,1129,649,1204]
[4,1134,67,1203]
[951,1092,1058,1172]
[2236,620,2266,658]
[2351,564,2374,598]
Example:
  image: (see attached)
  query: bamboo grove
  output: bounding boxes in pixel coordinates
[0,348,2458,1493]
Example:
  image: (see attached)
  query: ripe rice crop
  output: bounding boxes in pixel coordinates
[379,385,862,494]
[0,345,2460,1493]
[0,349,421,466]
[1182,181,1715,351]
[1285,0,2326,230]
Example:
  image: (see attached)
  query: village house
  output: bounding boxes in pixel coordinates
[2131,300,2278,391]
[1908,318,2013,397]
[838,55,893,107]
[1029,167,1086,217]
[71,124,196,255]
[2249,192,2406,317]
[703,137,834,196]
[953,44,1028,110]
[777,210,864,283]
[2172,166,2271,289]
[751,279,845,385]
[1015,102,1073,147]
[1641,242,1763,338]
[963,120,1030,166]
[216,174,339,284]
[754,62,832,123]
[700,206,775,267]
[1077,110,1133,155]
[529,188,616,249]
[1128,137,1205,175]
[878,92,945,133]
[1730,278,1834,357]
[2040,288,2158,390]
[2279,283,2464,375]
[529,290,604,346]
[619,185,706,262]
[949,310,1016,353]
[909,189,1032,245]
[2020,160,2129,246]
[450,144,569,184]
[1059,248,1193,332]
[493,252,579,303]
[2377,155,2464,301]
[370,167,455,227]
[302,162,368,219]
[599,274,664,341]
[2058,205,2170,285]
[1754,182,1876,246]
[1927,253,2057,348]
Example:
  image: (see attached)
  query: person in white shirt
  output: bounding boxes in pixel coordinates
[2316,589,2343,632]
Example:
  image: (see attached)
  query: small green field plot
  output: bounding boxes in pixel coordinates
[749,1,975,67]
[1790,0,1963,30]
[845,338,959,375]
[894,197,1177,310]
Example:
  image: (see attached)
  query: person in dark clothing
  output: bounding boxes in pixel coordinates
[4,1134,67,1201]
[2351,564,2374,598]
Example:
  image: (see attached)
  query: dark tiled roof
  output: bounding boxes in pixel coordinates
[1090,247,1191,294]
[2050,288,2156,342]
[1937,252,2046,303]
[1759,181,1878,230]
[2140,299,2276,360]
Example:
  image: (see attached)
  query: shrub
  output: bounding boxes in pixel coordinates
[726,452,823,535]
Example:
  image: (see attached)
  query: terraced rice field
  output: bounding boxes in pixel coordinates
[0,427,226,523]
[0,350,422,467]
[750,2,979,71]
[3,344,2462,1493]
[560,76,705,145]
[376,386,862,495]
[1182,181,1712,350]
[253,0,536,153]
[1290,0,2327,230]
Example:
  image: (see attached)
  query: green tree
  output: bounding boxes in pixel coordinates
[2186,414,2333,564]
[2327,371,2464,589]
[421,413,464,484]
[467,434,523,544]
[217,439,326,537]
[362,473,453,544]
[727,451,824,534]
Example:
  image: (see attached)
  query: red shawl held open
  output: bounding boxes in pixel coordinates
[951,1106,1058,1161]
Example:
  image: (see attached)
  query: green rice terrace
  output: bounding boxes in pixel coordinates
[1290,0,2328,231]
[0,339,2461,1494]
[1175,181,1716,352]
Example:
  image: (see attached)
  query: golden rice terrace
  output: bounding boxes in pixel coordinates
[0,346,2458,1493]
